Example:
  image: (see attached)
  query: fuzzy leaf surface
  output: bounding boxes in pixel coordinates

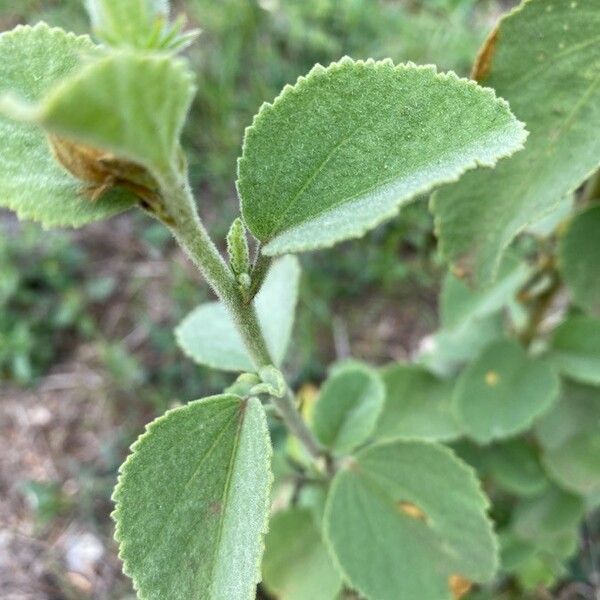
[32,51,196,178]
[373,364,461,442]
[324,440,497,600]
[176,256,300,371]
[0,24,134,227]
[262,508,342,600]
[312,362,385,454]
[113,394,271,600]
[453,340,559,443]
[238,58,526,256]
[559,205,600,317]
[432,0,600,284]
[549,315,600,385]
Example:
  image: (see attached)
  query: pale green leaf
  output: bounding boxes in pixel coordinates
[440,251,531,330]
[324,441,497,600]
[112,394,272,600]
[559,205,600,317]
[535,381,600,449]
[453,340,560,443]
[0,23,134,227]
[485,440,548,498]
[536,382,600,496]
[31,51,196,179]
[176,255,300,371]
[549,315,600,385]
[420,254,526,376]
[431,0,600,285]
[543,431,600,497]
[373,363,461,442]
[525,194,574,237]
[312,362,385,454]
[417,312,505,377]
[512,485,584,543]
[262,508,342,600]
[238,57,526,256]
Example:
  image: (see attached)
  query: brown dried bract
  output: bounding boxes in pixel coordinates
[449,574,473,599]
[472,25,500,82]
[47,134,174,224]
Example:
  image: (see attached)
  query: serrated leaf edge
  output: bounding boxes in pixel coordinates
[321,439,500,598]
[39,50,196,177]
[0,23,135,228]
[111,394,273,600]
[237,56,527,254]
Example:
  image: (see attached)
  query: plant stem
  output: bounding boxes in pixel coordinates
[161,175,325,461]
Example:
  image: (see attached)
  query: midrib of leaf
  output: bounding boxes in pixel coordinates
[131,409,239,567]
[267,104,389,238]
[268,128,508,248]
[207,404,245,599]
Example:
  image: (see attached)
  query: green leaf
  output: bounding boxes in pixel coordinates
[262,508,342,600]
[238,57,526,256]
[312,362,385,455]
[417,312,505,377]
[440,251,530,330]
[536,382,600,496]
[500,529,576,592]
[373,363,461,442]
[431,0,600,285]
[526,194,574,237]
[559,205,600,317]
[112,394,272,600]
[453,340,559,443]
[549,315,600,385]
[86,0,197,52]
[512,485,584,543]
[543,431,600,497]
[324,440,497,600]
[27,51,196,179]
[0,24,134,227]
[485,440,548,498]
[176,255,300,371]
[536,381,600,448]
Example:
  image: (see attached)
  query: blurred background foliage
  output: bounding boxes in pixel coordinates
[8,1,583,599]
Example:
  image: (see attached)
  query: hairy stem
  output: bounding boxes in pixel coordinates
[162,174,325,460]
